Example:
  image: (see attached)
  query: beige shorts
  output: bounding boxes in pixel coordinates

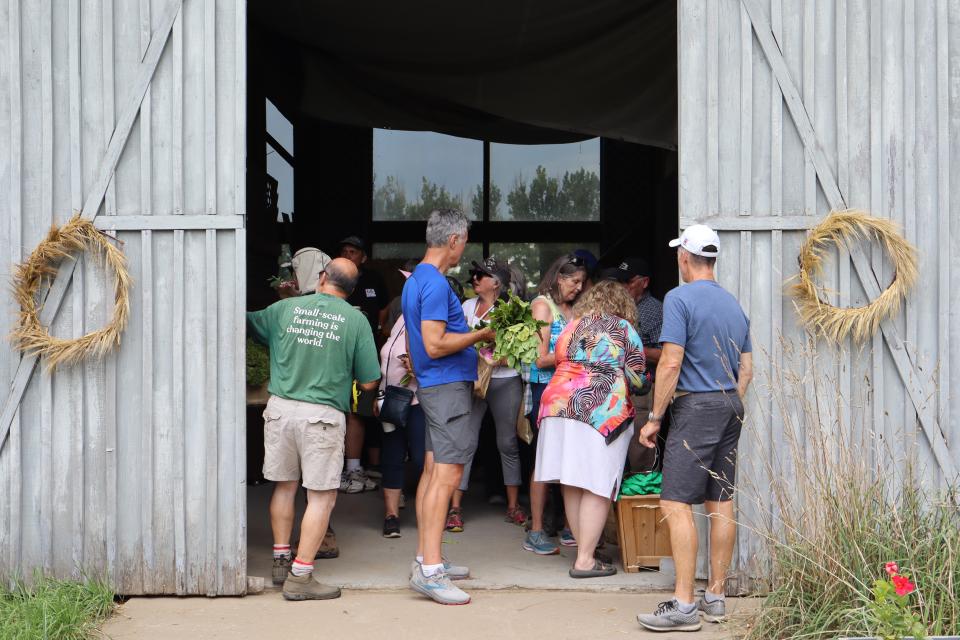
[262,395,345,491]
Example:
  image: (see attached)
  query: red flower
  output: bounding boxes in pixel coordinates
[884,561,899,577]
[892,574,915,596]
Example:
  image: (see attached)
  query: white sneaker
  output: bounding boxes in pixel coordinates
[339,471,364,494]
[409,565,470,605]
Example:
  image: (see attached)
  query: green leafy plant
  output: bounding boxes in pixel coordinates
[867,562,926,640]
[0,574,115,640]
[246,338,270,387]
[479,292,548,371]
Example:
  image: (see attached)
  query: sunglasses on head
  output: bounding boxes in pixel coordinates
[566,255,585,268]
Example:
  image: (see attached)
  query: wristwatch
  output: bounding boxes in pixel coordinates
[647,412,663,424]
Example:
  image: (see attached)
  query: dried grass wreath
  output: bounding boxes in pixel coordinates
[11,215,130,369]
[790,209,917,344]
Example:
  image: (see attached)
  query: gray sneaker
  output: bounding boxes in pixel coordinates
[281,572,342,601]
[637,599,702,632]
[409,558,470,581]
[409,565,471,605]
[698,596,726,622]
[272,555,292,586]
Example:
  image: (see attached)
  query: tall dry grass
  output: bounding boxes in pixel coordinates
[731,338,959,639]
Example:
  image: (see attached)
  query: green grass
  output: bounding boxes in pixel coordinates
[736,341,960,639]
[0,576,115,640]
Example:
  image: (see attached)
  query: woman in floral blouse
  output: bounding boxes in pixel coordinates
[535,280,650,578]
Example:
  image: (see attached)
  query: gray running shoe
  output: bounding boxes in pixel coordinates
[282,573,342,601]
[409,565,471,605]
[698,596,726,622]
[409,557,470,580]
[272,555,292,586]
[637,599,702,632]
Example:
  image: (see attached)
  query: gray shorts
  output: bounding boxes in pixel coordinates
[417,381,477,465]
[660,391,744,504]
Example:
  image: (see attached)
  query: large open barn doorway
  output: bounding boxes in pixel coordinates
[243,1,679,589]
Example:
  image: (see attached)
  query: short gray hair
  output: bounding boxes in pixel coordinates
[324,260,358,295]
[425,208,470,248]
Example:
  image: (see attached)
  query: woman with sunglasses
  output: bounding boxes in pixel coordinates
[523,254,588,555]
[444,257,527,533]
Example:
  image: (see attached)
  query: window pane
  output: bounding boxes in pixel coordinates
[373,130,483,221]
[490,242,599,296]
[372,242,483,286]
[265,98,294,156]
[266,142,294,221]
[490,139,600,221]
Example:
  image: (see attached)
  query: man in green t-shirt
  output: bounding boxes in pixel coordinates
[247,258,380,601]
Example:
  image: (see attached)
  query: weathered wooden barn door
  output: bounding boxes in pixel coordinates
[0,0,247,594]
[678,0,959,589]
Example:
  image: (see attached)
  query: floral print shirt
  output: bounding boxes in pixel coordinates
[538,314,650,444]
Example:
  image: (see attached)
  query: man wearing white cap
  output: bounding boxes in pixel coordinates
[636,224,753,632]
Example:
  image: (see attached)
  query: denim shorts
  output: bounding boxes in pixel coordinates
[660,391,744,504]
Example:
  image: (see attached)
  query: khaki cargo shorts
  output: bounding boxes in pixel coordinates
[262,395,346,491]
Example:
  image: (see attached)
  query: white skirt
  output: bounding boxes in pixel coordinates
[534,417,634,500]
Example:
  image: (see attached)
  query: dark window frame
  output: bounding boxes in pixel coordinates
[369,139,605,259]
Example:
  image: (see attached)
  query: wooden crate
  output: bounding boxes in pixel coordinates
[616,494,672,572]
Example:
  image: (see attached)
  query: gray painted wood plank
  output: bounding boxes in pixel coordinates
[139,0,152,217]
[869,0,884,466]
[835,0,853,436]
[902,0,919,462]
[679,0,707,219]
[102,0,116,216]
[233,228,247,591]
[233,0,245,217]
[171,229,187,593]
[204,229,219,595]
[140,230,155,592]
[203,0,216,215]
[935,0,950,474]
[680,215,818,230]
[4,0,24,580]
[802,0,816,216]
[706,0,719,215]
[172,11,183,214]
[67,0,84,577]
[739,3,752,216]
[95,214,244,230]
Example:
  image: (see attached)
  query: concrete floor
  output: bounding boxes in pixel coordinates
[103,590,757,640]
[247,482,679,592]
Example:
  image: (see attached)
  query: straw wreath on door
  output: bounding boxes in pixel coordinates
[11,215,131,369]
[790,209,917,344]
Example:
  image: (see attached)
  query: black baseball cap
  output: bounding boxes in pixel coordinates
[615,257,651,282]
[338,235,366,252]
[470,257,512,289]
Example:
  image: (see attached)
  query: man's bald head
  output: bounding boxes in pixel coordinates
[318,257,359,297]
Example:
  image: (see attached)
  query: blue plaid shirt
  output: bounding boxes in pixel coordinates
[636,292,664,348]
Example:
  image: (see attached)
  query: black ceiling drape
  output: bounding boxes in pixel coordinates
[251,1,677,147]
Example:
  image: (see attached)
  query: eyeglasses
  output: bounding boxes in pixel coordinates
[471,270,491,281]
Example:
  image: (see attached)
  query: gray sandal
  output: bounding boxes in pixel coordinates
[569,559,617,578]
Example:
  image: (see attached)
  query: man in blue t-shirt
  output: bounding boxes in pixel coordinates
[401,208,494,606]
[636,224,754,632]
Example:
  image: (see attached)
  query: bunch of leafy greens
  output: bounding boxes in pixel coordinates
[246,338,270,387]
[480,293,549,372]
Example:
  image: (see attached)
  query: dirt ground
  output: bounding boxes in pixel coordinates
[102,590,757,640]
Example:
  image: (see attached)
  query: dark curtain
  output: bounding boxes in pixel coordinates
[251,0,677,147]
